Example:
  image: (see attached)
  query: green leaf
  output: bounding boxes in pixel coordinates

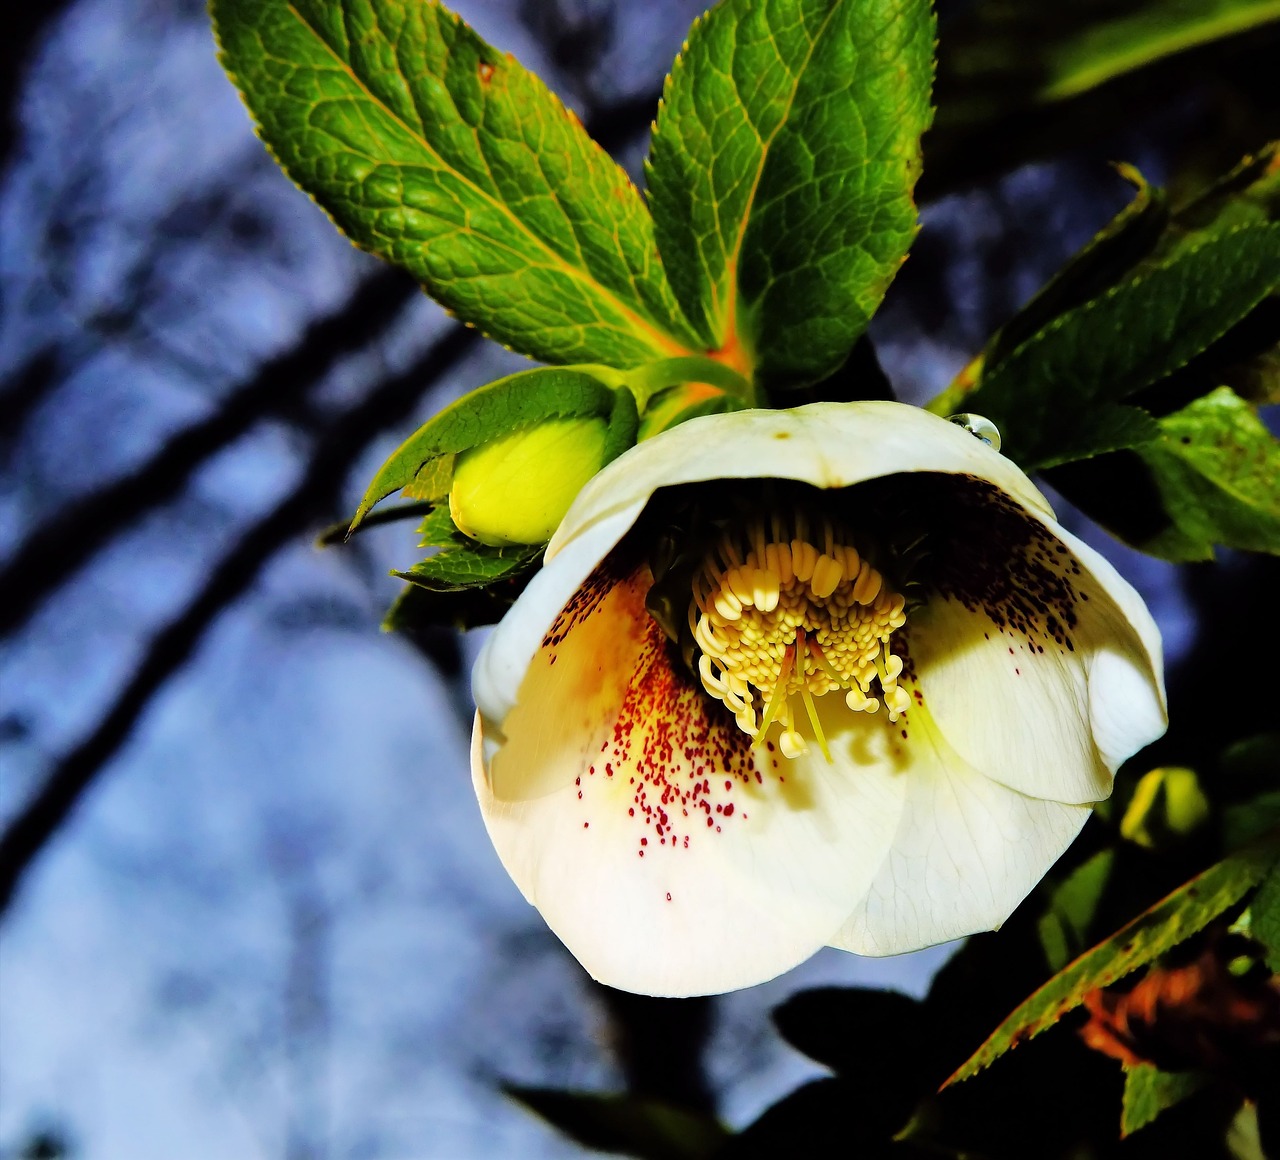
[505,1087,728,1160]
[646,0,935,388]
[383,578,518,632]
[1250,859,1280,972]
[1037,849,1115,971]
[962,224,1280,469]
[1120,1063,1210,1137]
[1130,386,1280,560]
[1225,792,1280,851]
[391,501,542,591]
[350,366,629,530]
[211,0,701,367]
[1150,142,1280,262]
[396,540,540,591]
[946,830,1280,1086]
[417,503,465,549]
[1031,405,1162,471]
[926,3,1280,194]
[932,166,1169,418]
[771,987,929,1080]
[1039,0,1280,101]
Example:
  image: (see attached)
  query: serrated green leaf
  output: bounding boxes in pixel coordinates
[1250,859,1280,972]
[1131,386,1280,560]
[962,224,1280,469]
[350,366,628,529]
[930,167,1169,418]
[1120,1063,1210,1137]
[396,539,540,591]
[417,503,464,549]
[946,830,1280,1086]
[211,0,701,367]
[505,1087,728,1160]
[646,0,935,389]
[1031,404,1162,470]
[988,167,1171,376]
[397,505,540,591]
[1152,142,1280,261]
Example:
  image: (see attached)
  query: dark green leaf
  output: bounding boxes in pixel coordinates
[718,1078,905,1159]
[946,830,1280,1086]
[212,0,701,366]
[418,503,465,549]
[772,987,929,1080]
[1032,405,1162,470]
[350,366,627,530]
[646,0,935,388]
[985,166,1171,375]
[926,2,1280,194]
[962,224,1280,469]
[1250,859,1280,972]
[1129,386,1280,560]
[505,1087,728,1160]
[396,541,540,591]
[1120,1063,1210,1137]
[1038,849,1116,971]
[1225,792,1280,851]
[383,579,520,632]
[1150,141,1280,262]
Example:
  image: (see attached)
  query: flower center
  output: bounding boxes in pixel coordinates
[689,512,910,760]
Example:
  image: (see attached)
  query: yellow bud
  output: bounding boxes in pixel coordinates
[1120,766,1210,849]
[449,417,610,546]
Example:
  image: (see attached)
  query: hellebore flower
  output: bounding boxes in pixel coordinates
[471,402,1166,996]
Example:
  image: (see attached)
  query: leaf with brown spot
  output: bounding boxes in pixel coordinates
[945,829,1280,1086]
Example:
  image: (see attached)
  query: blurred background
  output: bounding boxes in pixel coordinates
[0,0,1275,1156]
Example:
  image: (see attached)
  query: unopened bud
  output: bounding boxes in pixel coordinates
[449,417,610,546]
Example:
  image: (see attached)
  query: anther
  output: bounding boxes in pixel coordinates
[690,512,912,762]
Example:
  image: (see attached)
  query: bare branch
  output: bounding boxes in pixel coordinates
[0,324,479,917]
[0,266,419,636]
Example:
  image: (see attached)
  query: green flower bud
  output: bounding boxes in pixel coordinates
[449,417,610,546]
[1120,766,1210,849]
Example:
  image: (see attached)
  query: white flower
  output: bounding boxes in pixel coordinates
[470,402,1166,996]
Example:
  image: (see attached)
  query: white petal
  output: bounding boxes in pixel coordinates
[1054,524,1167,774]
[907,507,1166,805]
[471,608,910,996]
[831,704,1091,957]
[472,502,646,730]
[547,402,1054,564]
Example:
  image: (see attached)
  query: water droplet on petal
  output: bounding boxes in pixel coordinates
[947,412,1001,452]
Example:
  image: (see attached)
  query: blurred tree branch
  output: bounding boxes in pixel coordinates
[0,0,77,174]
[0,323,479,917]
[0,265,421,636]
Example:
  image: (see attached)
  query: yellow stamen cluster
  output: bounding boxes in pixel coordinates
[690,514,910,760]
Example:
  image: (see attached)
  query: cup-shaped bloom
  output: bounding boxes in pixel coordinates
[471,402,1166,996]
